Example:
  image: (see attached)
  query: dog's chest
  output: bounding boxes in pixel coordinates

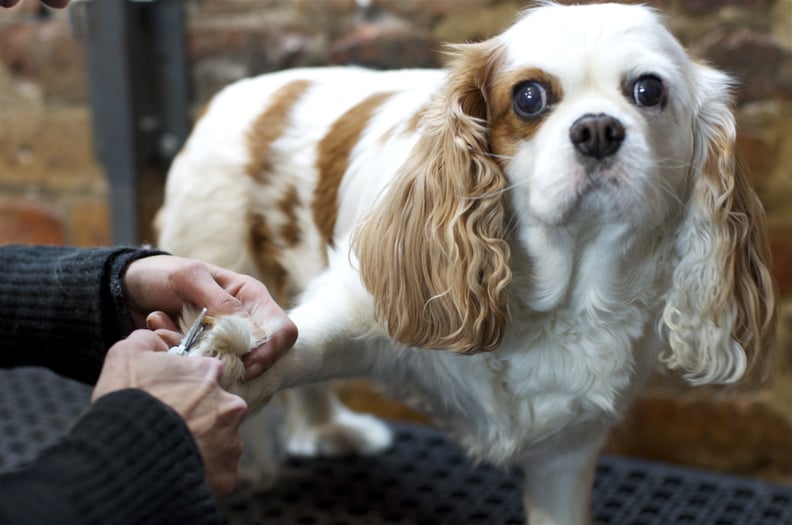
[396,307,652,464]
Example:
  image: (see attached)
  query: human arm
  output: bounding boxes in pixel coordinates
[0,245,165,384]
[92,329,248,496]
[0,329,247,525]
[0,390,225,525]
[0,246,297,383]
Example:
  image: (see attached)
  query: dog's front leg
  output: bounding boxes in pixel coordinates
[243,265,392,462]
[521,437,605,525]
[246,264,384,401]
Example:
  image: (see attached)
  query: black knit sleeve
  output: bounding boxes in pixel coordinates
[0,389,225,525]
[0,245,165,384]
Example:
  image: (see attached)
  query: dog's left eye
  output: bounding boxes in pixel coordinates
[513,81,550,118]
[631,75,666,108]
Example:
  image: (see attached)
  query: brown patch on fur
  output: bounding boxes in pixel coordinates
[314,92,394,248]
[379,124,397,146]
[405,103,429,135]
[278,184,302,246]
[380,103,430,146]
[489,67,564,162]
[246,80,312,183]
[247,211,291,305]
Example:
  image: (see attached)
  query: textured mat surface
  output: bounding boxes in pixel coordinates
[2,366,792,524]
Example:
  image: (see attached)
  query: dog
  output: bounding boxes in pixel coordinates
[156,2,776,523]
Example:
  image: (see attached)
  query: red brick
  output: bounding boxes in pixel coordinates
[0,19,86,104]
[736,130,773,190]
[372,0,465,19]
[679,0,772,15]
[770,229,792,296]
[608,394,792,481]
[68,197,110,247]
[0,199,65,246]
[0,108,104,191]
[330,24,440,68]
[704,29,792,102]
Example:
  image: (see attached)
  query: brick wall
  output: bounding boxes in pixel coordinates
[1,0,791,482]
[0,3,108,246]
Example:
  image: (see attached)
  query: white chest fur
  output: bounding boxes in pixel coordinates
[380,297,658,465]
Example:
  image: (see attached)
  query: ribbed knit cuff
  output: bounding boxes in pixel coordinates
[102,247,168,348]
[47,389,225,525]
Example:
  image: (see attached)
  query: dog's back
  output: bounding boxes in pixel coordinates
[157,67,444,303]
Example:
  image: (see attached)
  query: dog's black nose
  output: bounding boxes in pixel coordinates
[569,113,625,159]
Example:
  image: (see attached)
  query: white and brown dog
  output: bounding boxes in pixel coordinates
[156,2,775,523]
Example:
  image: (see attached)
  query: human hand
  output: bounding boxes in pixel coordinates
[92,329,248,497]
[123,255,298,381]
[0,0,70,7]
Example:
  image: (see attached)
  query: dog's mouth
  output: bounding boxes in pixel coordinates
[580,162,628,203]
[551,159,634,225]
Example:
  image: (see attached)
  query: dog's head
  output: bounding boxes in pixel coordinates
[354,2,775,384]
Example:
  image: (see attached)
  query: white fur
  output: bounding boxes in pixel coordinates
[157,4,773,524]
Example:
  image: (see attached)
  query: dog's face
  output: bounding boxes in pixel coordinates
[355,2,775,384]
[485,3,698,229]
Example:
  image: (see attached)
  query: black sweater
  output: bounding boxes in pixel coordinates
[0,245,226,525]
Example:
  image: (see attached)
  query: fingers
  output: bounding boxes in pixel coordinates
[123,326,182,352]
[243,316,297,380]
[125,256,238,322]
[215,397,246,496]
[213,268,273,313]
[242,342,282,381]
[130,256,296,382]
[146,311,179,331]
[207,458,242,498]
[218,391,248,425]
[152,328,183,349]
[124,329,171,353]
[201,390,247,497]
[0,0,21,7]
[176,261,243,316]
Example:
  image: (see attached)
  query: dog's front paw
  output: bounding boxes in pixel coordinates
[179,309,257,389]
[286,406,392,457]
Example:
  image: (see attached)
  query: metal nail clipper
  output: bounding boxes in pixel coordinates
[168,307,209,356]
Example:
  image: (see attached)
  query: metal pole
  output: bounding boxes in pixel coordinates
[80,0,190,245]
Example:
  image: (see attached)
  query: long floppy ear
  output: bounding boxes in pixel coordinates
[352,41,511,354]
[661,64,776,385]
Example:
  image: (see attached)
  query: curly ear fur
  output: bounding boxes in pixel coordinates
[352,41,511,354]
[662,65,776,385]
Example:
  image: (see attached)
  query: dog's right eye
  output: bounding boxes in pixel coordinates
[513,81,550,119]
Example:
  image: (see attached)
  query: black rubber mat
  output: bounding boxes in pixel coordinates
[2,366,791,524]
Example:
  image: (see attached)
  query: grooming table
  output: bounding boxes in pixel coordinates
[2,367,791,525]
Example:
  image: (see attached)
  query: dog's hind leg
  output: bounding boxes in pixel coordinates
[196,251,394,461]
[265,260,394,458]
[283,383,392,457]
